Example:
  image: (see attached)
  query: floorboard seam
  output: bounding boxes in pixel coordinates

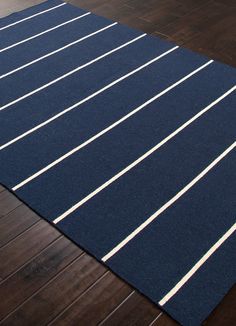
[0,219,41,250]
[0,251,85,323]
[0,235,62,284]
[47,270,110,325]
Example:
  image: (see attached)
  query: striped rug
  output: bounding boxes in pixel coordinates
[0,0,235,324]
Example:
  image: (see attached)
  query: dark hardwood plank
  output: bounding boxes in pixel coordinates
[70,0,236,67]
[203,285,236,326]
[0,237,82,321]
[99,291,162,326]
[0,185,5,193]
[151,313,179,326]
[69,0,128,12]
[0,191,22,218]
[183,11,236,67]
[0,220,60,279]
[0,204,40,248]
[49,272,134,326]
[1,254,106,326]
[138,0,209,30]
[159,1,236,65]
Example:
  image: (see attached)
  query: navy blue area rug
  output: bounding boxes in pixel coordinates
[0,0,235,324]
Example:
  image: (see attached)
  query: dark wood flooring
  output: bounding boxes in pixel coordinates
[0,0,236,325]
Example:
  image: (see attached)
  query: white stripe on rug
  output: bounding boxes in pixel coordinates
[102,142,236,262]
[0,12,91,53]
[0,2,66,31]
[0,33,145,112]
[1,45,177,151]
[14,83,235,192]
[159,222,236,305]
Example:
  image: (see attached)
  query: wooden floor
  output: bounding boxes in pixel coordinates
[0,0,236,325]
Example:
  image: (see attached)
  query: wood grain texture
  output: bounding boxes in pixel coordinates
[150,313,180,326]
[0,191,21,218]
[49,272,134,326]
[0,0,235,325]
[0,204,40,248]
[1,254,106,326]
[69,0,236,66]
[0,237,82,321]
[0,220,60,279]
[0,185,5,193]
[99,291,162,326]
[203,285,236,326]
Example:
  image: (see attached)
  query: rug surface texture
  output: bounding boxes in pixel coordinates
[0,0,235,324]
